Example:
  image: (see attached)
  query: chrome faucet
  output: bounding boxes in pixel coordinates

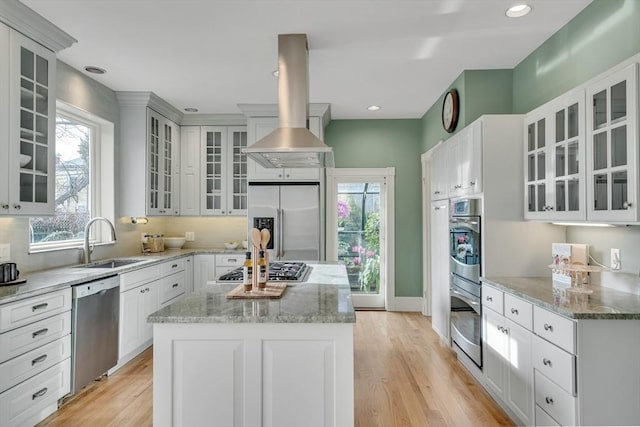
[84,217,117,264]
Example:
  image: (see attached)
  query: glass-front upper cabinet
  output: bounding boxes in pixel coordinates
[147,109,178,216]
[7,30,56,215]
[586,63,638,223]
[524,110,550,220]
[551,90,586,221]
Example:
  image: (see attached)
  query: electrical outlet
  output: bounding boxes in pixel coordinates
[611,248,621,270]
[0,243,10,262]
[185,232,195,241]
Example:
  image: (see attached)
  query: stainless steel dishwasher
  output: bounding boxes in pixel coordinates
[71,275,120,395]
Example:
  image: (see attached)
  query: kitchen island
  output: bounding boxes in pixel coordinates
[148,262,355,427]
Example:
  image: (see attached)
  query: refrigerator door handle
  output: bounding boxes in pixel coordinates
[278,208,284,258]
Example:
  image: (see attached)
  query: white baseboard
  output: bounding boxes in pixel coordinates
[387,297,423,312]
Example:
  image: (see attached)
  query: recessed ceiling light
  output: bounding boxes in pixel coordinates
[84,66,106,74]
[184,107,199,113]
[272,70,279,77]
[506,4,532,18]
[367,105,381,111]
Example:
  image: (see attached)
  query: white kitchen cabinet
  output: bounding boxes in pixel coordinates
[482,285,533,426]
[0,22,57,216]
[118,92,182,217]
[193,254,216,291]
[429,143,448,200]
[524,88,586,221]
[429,200,449,340]
[201,126,248,215]
[447,122,482,198]
[246,116,323,181]
[179,126,201,216]
[215,253,244,279]
[585,63,638,223]
[0,288,72,427]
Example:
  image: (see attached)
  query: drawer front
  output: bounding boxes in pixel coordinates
[533,306,575,354]
[120,264,161,292]
[216,254,244,267]
[504,293,533,331]
[535,404,561,427]
[0,289,71,333]
[161,258,186,275]
[482,285,504,314]
[534,370,576,427]
[0,335,71,393]
[160,271,185,304]
[0,312,71,363]
[0,358,71,427]
[532,334,576,395]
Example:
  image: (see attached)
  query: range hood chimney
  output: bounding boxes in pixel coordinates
[244,34,334,168]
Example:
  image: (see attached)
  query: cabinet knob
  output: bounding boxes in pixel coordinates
[278,174,283,178]
[624,201,633,209]
[286,174,290,178]
[543,323,553,332]
[470,181,476,186]
[510,308,518,315]
[1,204,8,210]
[13,204,21,210]
[545,397,554,405]
[486,296,493,302]
[434,191,440,195]
[454,184,462,189]
[497,325,503,332]
[543,358,552,366]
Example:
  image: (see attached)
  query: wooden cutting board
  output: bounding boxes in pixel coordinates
[226,282,287,299]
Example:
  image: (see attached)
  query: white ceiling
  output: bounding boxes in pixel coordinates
[23,0,592,119]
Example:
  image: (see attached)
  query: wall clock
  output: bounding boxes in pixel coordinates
[442,89,460,133]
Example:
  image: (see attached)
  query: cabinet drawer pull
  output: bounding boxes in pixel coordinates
[228,258,238,263]
[470,181,476,186]
[510,308,518,315]
[32,354,48,365]
[172,264,178,268]
[545,396,554,405]
[172,283,179,288]
[32,328,49,338]
[32,387,48,400]
[543,358,552,367]
[32,303,49,312]
[543,323,553,332]
[434,191,441,195]
[486,296,493,302]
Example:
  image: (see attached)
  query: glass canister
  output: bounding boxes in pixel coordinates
[143,234,165,253]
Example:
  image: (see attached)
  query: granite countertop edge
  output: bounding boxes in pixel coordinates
[482,277,640,320]
[148,313,357,324]
[0,248,246,304]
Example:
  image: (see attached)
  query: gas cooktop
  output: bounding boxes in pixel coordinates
[217,261,309,282]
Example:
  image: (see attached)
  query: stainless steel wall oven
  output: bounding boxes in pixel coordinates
[449,198,482,368]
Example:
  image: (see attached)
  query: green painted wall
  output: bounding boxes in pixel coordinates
[513,0,640,114]
[324,119,423,297]
[420,69,513,153]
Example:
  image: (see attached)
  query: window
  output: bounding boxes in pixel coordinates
[29,101,115,252]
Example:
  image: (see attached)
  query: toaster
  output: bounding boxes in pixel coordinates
[0,262,19,283]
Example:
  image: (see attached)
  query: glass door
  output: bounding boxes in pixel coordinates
[327,169,393,309]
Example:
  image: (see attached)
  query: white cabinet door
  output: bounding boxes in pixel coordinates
[141,284,158,343]
[5,28,56,216]
[460,120,482,196]
[429,200,449,339]
[225,126,248,216]
[429,144,448,200]
[193,254,216,290]
[483,308,507,397]
[446,133,462,197]
[586,63,638,223]
[247,117,322,181]
[119,287,143,359]
[524,109,552,219]
[0,24,10,214]
[147,110,179,216]
[505,318,533,426]
[179,126,201,216]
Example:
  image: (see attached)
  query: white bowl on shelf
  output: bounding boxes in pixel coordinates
[241,240,249,249]
[19,154,31,168]
[224,241,239,250]
[164,237,186,249]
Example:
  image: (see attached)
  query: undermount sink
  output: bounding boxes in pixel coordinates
[75,259,147,269]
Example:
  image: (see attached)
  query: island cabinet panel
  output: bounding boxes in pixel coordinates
[153,323,354,427]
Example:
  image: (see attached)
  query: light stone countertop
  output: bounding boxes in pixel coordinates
[483,276,640,320]
[147,263,356,324]
[0,248,245,304]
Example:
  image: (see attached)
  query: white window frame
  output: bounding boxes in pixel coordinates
[29,100,115,253]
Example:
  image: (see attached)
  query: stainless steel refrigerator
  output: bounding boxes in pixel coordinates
[247,182,320,261]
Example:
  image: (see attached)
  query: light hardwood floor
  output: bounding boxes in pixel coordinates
[38,312,512,427]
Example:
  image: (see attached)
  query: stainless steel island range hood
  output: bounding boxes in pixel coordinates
[244,34,334,168]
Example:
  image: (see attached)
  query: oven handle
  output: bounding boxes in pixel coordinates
[450,288,481,315]
[449,219,480,234]
[450,255,479,269]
